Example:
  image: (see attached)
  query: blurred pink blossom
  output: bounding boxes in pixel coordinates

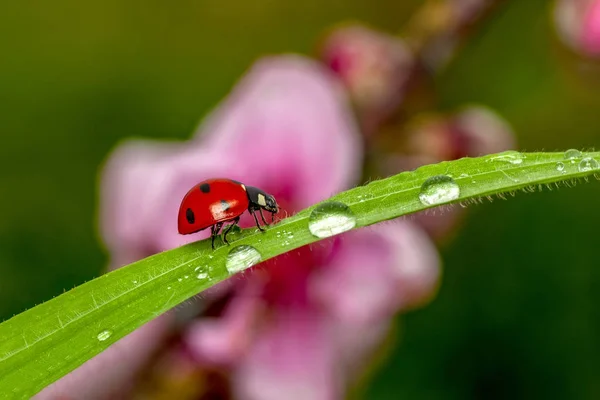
[320,24,415,134]
[404,106,515,161]
[37,55,441,399]
[555,0,600,57]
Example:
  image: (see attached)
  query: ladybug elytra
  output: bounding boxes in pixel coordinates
[177,178,279,249]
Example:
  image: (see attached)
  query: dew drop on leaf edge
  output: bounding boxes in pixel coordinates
[308,201,356,238]
[578,157,599,172]
[97,329,113,342]
[419,175,460,206]
[564,149,582,160]
[225,245,262,274]
[556,161,566,173]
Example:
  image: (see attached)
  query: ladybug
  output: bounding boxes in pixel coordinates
[178,178,279,249]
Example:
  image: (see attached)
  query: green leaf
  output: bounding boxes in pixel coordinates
[0,150,598,398]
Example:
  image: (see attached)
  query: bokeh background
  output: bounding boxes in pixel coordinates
[2,0,600,398]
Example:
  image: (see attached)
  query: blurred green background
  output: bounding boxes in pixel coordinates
[1,0,599,398]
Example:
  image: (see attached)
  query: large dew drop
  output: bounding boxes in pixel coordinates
[419,175,460,206]
[96,329,113,342]
[308,201,356,238]
[225,245,262,275]
[564,149,582,161]
[578,157,599,172]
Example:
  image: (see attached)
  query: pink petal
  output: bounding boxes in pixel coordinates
[184,275,267,366]
[233,310,341,400]
[34,317,172,400]
[310,221,440,326]
[192,55,362,209]
[99,139,189,266]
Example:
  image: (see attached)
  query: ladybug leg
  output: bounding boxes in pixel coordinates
[250,209,265,231]
[211,222,224,249]
[259,209,269,226]
[222,217,240,245]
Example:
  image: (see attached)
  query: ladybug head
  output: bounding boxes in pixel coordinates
[246,186,279,215]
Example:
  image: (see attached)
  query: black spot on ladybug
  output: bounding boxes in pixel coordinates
[186,208,195,224]
[199,183,211,193]
[220,200,231,211]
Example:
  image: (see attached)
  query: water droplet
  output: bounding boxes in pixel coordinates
[184,275,189,279]
[488,151,523,165]
[208,255,214,259]
[177,278,183,282]
[419,175,460,206]
[96,329,113,342]
[556,162,566,173]
[308,201,356,238]
[132,280,138,284]
[167,286,172,290]
[194,266,200,272]
[564,149,582,161]
[225,245,262,274]
[578,157,599,172]
[197,272,208,280]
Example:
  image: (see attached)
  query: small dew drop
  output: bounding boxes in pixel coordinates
[208,255,214,259]
[225,245,262,274]
[197,272,208,280]
[564,149,582,163]
[132,280,138,284]
[419,175,460,206]
[177,278,183,282]
[556,162,566,173]
[578,157,599,172]
[96,329,113,342]
[194,266,200,272]
[167,286,172,290]
[488,150,524,165]
[184,275,189,279]
[308,201,356,239]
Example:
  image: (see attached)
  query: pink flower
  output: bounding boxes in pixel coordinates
[37,55,440,399]
[555,0,600,57]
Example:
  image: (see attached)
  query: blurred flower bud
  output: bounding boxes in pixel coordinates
[319,24,415,133]
[404,105,515,161]
[554,0,600,57]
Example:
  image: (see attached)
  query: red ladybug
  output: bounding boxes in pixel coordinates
[178,178,279,249]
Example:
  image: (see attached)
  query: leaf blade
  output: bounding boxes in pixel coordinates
[0,151,597,398]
